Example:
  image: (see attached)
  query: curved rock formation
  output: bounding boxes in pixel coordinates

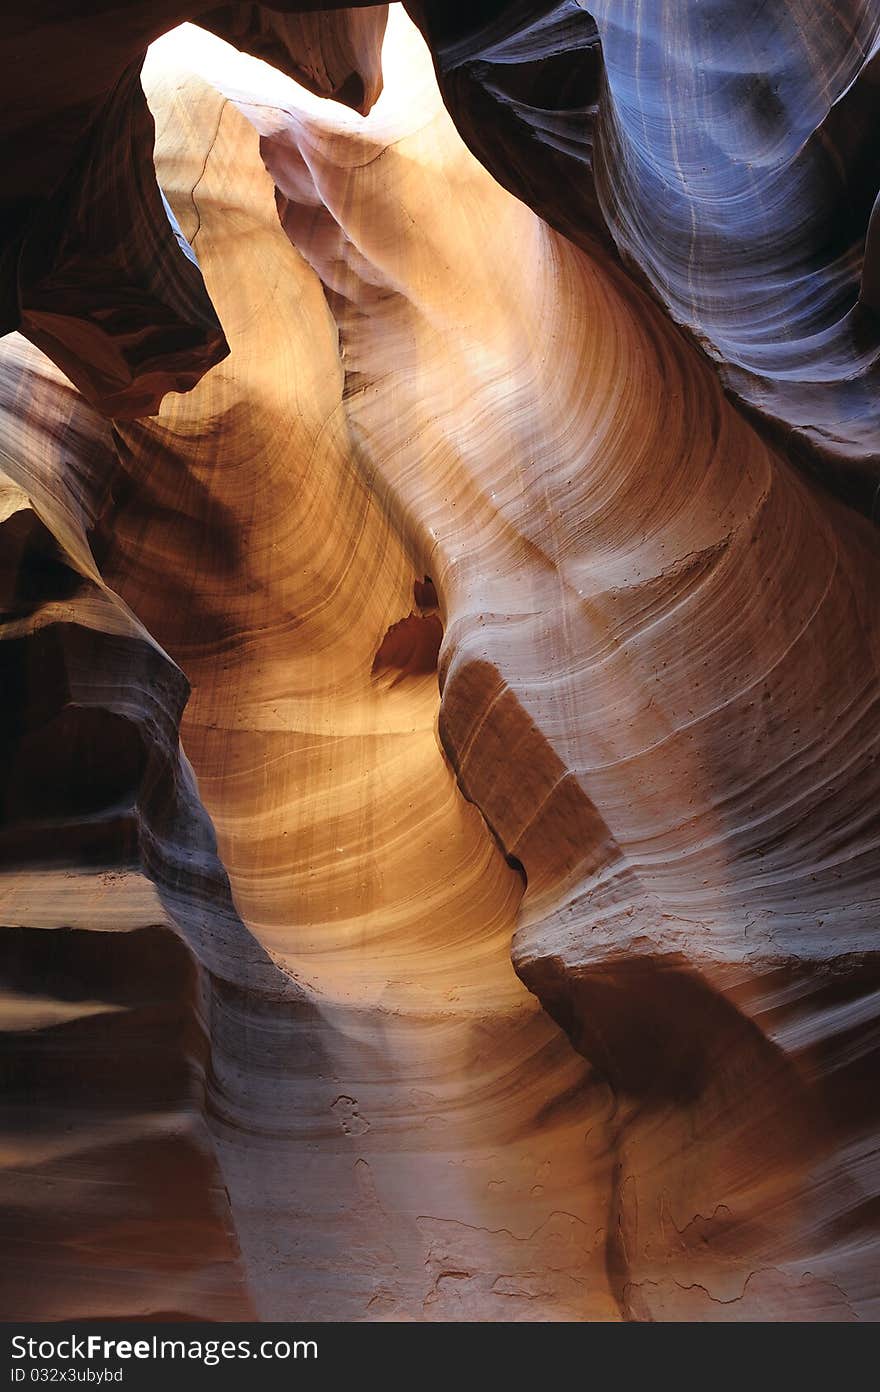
[1,2,387,416]
[1,3,878,1324]
[244,11,880,1317]
[199,3,388,110]
[407,0,880,515]
[0,338,258,1318]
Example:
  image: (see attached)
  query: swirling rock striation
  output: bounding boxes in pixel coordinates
[0,3,878,1324]
[0,339,258,1317]
[407,0,880,515]
[233,10,880,1317]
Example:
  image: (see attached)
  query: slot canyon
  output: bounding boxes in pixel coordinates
[1,1,879,1323]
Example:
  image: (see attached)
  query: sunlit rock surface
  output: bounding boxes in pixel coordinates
[0,1,387,416]
[408,0,880,514]
[0,4,878,1322]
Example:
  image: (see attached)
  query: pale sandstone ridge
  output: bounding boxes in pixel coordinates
[0,2,387,416]
[1,4,879,1323]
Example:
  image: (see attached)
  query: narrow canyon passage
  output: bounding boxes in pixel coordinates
[93,36,621,1321]
[182,11,879,1318]
[2,5,878,1324]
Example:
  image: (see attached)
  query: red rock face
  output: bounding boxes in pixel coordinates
[1,3,878,1323]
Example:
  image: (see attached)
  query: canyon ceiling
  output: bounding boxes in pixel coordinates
[1,1,879,1323]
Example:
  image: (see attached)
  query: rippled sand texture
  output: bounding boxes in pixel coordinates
[1,5,879,1322]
